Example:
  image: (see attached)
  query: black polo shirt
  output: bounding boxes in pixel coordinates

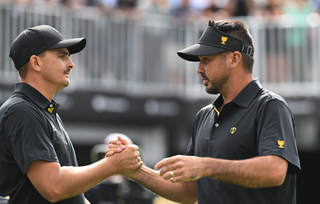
[0,83,85,204]
[186,79,301,204]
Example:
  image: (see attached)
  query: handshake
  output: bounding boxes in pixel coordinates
[103,135,143,176]
[95,134,201,204]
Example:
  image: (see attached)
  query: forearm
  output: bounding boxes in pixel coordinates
[28,143,142,203]
[53,159,115,200]
[128,165,197,204]
[28,158,117,203]
[45,159,115,201]
[205,155,288,188]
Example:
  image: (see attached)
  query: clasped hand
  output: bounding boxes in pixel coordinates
[106,136,143,175]
[107,137,205,182]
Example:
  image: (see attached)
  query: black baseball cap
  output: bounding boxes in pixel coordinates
[177,21,254,62]
[9,25,86,70]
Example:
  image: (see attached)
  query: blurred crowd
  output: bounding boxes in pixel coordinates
[0,0,318,21]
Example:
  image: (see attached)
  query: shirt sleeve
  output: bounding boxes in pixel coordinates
[257,98,301,174]
[3,102,58,174]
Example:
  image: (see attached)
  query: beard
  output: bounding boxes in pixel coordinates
[205,74,229,94]
[203,60,230,95]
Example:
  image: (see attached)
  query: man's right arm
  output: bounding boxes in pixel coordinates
[126,165,198,204]
[27,144,142,203]
[109,136,197,204]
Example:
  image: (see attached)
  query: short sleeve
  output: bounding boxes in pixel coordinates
[257,98,301,174]
[3,102,58,174]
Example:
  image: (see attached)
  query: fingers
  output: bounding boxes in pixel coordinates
[155,157,175,170]
[106,139,127,157]
[106,151,114,157]
[166,171,177,182]
[109,140,126,150]
[106,137,142,174]
[109,139,121,145]
[117,136,129,145]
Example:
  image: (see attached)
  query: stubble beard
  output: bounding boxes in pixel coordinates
[205,62,230,95]
[205,75,229,95]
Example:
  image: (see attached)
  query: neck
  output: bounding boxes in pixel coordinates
[220,73,253,106]
[21,78,57,102]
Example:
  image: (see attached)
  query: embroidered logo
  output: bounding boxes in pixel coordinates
[48,107,54,113]
[277,140,285,148]
[221,36,228,44]
[230,127,237,134]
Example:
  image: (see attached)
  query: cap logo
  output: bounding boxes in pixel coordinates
[221,36,228,44]
[277,140,285,148]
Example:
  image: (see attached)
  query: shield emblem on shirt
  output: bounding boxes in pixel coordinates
[230,127,237,134]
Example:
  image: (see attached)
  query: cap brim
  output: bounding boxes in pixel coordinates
[177,43,226,62]
[49,38,86,54]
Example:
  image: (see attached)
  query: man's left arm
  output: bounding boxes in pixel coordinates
[156,154,288,188]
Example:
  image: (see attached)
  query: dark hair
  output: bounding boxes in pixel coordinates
[213,19,255,73]
[18,63,28,79]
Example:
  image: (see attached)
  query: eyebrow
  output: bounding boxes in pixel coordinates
[57,49,70,56]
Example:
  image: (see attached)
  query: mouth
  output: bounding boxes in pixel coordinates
[200,74,209,86]
[64,70,71,77]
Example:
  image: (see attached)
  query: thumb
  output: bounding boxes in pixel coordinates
[117,136,129,145]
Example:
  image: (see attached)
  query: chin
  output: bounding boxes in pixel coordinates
[205,87,218,95]
[61,82,70,89]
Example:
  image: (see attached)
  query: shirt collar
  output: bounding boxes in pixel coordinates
[213,78,262,108]
[14,82,60,112]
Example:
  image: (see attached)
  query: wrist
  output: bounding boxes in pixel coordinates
[124,165,146,181]
[201,157,216,178]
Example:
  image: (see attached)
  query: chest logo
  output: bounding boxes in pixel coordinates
[277,140,285,148]
[230,127,237,134]
[221,36,228,44]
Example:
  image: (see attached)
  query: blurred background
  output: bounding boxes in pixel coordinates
[0,0,319,203]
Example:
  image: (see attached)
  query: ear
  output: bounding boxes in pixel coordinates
[230,51,242,69]
[29,55,41,72]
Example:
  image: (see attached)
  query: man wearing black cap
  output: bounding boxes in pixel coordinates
[0,25,143,204]
[108,19,300,204]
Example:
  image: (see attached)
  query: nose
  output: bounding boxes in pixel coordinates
[197,62,204,74]
[68,57,75,69]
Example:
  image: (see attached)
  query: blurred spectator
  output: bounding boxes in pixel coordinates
[97,0,117,12]
[282,0,315,81]
[314,0,320,14]
[13,0,32,5]
[225,0,255,16]
[170,0,230,22]
[60,0,87,10]
[169,0,190,18]
[283,0,315,47]
[97,0,142,18]
[188,0,212,11]
[187,0,215,21]
[253,0,284,17]
[283,0,315,15]
[117,0,137,9]
[201,0,230,20]
[138,0,171,14]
